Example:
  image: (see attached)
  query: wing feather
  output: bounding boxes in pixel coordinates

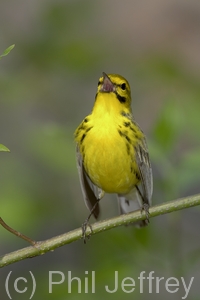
[76,144,102,219]
[118,132,153,226]
[135,137,153,206]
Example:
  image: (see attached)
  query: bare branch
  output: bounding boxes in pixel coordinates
[0,217,36,246]
[0,193,200,268]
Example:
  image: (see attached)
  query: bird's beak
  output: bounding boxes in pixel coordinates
[101,72,115,92]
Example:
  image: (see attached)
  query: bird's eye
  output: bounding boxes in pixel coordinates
[121,83,126,90]
[98,80,101,86]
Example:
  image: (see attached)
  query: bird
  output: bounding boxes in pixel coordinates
[74,72,153,242]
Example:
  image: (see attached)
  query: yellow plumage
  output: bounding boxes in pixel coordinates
[75,73,153,239]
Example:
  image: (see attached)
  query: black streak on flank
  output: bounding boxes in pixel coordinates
[81,133,86,143]
[118,129,123,137]
[75,126,83,138]
[130,126,136,133]
[130,165,140,180]
[125,135,131,143]
[86,126,93,133]
[121,111,126,117]
[126,143,130,155]
[118,129,131,144]
[124,121,130,127]
[136,171,140,181]
[121,110,126,117]
[121,111,132,120]
[78,124,86,132]
[84,118,89,123]
[116,93,126,103]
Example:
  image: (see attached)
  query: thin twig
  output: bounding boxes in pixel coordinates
[0,193,200,268]
[0,217,36,246]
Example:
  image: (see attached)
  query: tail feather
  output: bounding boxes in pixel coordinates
[117,187,149,227]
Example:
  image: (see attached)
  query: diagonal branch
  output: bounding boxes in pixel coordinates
[0,217,36,245]
[0,193,200,268]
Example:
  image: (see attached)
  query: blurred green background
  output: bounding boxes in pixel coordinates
[0,0,200,299]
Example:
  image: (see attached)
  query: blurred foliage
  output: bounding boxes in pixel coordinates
[0,44,15,60]
[0,1,200,300]
[0,44,14,152]
[0,144,10,152]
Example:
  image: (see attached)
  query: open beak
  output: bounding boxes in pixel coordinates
[101,72,115,92]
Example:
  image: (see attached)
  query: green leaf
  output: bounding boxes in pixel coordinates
[0,144,10,152]
[0,44,15,60]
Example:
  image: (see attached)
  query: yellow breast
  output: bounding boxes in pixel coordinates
[84,131,137,193]
[78,115,140,194]
[75,91,143,194]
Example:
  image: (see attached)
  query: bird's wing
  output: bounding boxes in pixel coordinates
[76,144,102,219]
[134,136,153,206]
[117,133,153,226]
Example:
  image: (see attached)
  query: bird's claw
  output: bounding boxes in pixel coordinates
[141,203,150,225]
[82,219,93,244]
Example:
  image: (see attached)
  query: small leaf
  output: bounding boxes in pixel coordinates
[0,144,10,152]
[0,44,15,60]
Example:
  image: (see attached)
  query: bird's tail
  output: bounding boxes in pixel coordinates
[117,187,149,227]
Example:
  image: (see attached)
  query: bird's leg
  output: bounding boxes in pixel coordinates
[135,185,150,225]
[82,199,100,244]
[142,202,150,225]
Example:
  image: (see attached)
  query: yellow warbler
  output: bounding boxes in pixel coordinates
[75,73,153,242]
